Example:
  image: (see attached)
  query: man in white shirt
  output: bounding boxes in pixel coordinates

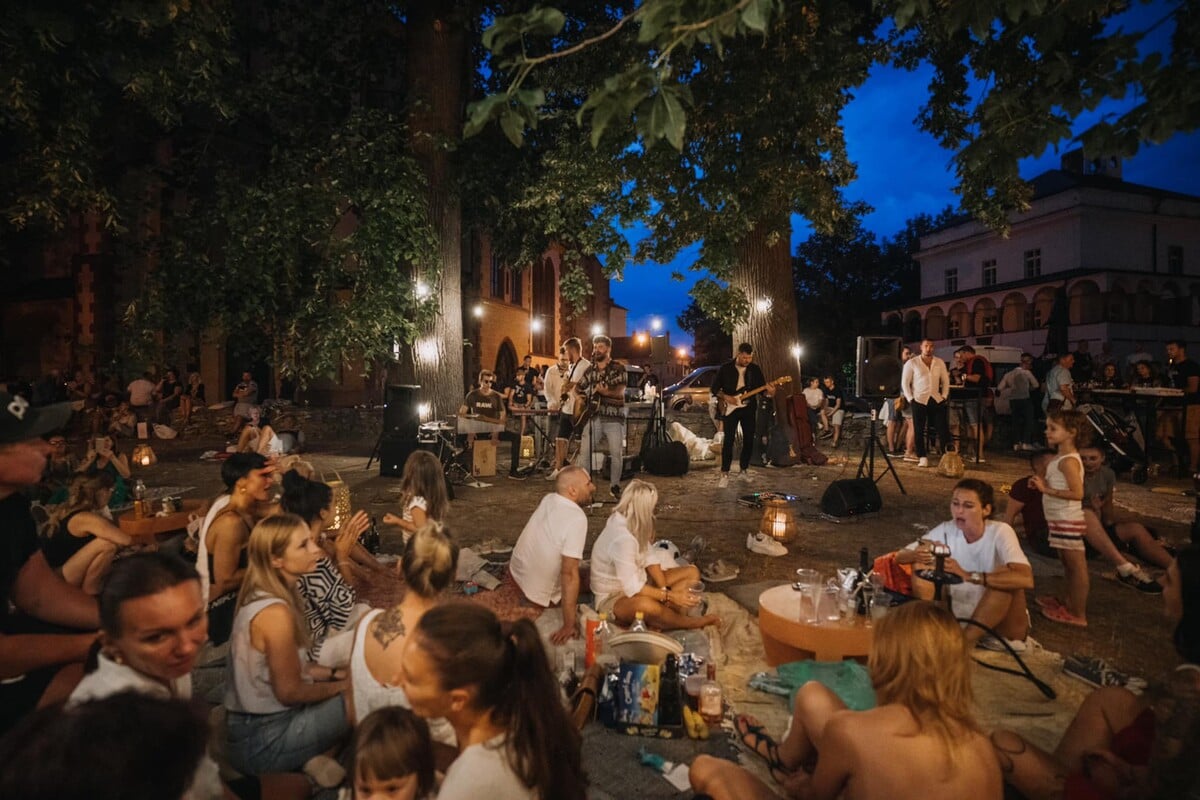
[1043,352,1075,412]
[548,338,592,478]
[509,465,595,643]
[126,372,156,418]
[900,339,952,467]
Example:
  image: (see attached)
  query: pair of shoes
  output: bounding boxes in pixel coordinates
[507,470,527,481]
[610,483,622,500]
[544,467,560,481]
[1116,568,1163,594]
[902,453,919,463]
[734,714,792,784]
[746,532,787,557]
[475,538,513,555]
[1063,655,1147,693]
[976,635,1027,654]
[1040,604,1087,627]
[718,473,730,488]
[682,535,707,564]
[702,559,740,583]
[917,457,929,467]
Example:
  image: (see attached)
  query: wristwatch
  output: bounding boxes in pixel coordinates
[969,572,982,585]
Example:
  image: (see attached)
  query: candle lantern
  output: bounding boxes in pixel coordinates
[323,470,351,531]
[759,498,796,543]
[131,444,157,467]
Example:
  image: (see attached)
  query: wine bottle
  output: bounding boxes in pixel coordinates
[855,546,870,615]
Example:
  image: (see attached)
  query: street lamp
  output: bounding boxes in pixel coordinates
[650,317,662,332]
[635,332,648,346]
[791,343,804,381]
[590,322,603,336]
[472,304,483,318]
[531,318,544,333]
[415,281,431,300]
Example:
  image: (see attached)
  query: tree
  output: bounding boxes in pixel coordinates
[677,300,732,366]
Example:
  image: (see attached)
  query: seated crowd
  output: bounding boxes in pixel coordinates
[2,387,1197,800]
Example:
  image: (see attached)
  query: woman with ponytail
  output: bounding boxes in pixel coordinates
[399,602,586,800]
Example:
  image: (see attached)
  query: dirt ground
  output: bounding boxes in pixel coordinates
[139,408,1195,683]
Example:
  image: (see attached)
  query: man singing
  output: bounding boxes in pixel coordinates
[576,335,627,499]
[548,338,591,479]
[712,343,774,488]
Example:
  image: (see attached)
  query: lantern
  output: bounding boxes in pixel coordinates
[759,498,795,543]
[323,470,352,531]
[131,444,157,467]
[520,435,535,460]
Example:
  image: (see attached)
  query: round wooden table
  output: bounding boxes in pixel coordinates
[758,584,873,665]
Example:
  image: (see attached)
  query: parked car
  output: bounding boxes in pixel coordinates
[624,364,647,403]
[662,366,719,411]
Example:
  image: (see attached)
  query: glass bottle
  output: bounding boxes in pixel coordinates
[658,653,683,727]
[629,611,647,632]
[594,613,617,667]
[133,479,147,518]
[699,662,723,725]
[855,546,870,615]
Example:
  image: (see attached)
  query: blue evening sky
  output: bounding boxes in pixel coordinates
[611,7,1200,351]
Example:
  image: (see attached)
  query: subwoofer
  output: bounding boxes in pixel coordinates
[820,478,882,517]
[384,384,421,438]
[856,336,904,398]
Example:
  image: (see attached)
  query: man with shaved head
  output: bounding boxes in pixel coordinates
[509,465,596,643]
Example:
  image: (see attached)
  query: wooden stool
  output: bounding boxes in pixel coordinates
[757,585,873,665]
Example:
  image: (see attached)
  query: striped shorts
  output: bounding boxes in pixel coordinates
[1048,516,1087,551]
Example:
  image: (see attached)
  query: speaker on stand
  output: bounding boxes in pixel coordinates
[368,384,422,472]
[855,336,904,399]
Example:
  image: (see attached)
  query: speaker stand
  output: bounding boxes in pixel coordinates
[857,414,906,495]
[366,431,386,471]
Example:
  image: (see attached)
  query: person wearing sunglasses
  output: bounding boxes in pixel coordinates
[459,370,524,480]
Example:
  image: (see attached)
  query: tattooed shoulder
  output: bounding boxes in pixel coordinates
[372,607,406,648]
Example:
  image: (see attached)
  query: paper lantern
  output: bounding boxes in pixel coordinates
[132,444,157,467]
[759,498,795,543]
[323,470,351,531]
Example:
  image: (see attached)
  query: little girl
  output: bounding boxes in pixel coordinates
[383,451,449,546]
[1031,409,1089,627]
[348,707,436,800]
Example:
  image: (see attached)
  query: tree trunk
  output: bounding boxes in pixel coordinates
[732,216,802,390]
[402,1,469,419]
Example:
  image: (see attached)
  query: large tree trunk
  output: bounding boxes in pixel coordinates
[732,216,802,389]
[402,1,468,419]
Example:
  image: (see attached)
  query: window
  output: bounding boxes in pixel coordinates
[1023,249,1041,278]
[948,317,962,337]
[944,268,958,294]
[982,259,997,287]
[1167,245,1183,275]
[981,311,999,334]
[510,267,523,305]
[490,254,504,299]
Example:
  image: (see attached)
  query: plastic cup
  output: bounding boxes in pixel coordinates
[821,585,842,624]
[794,568,822,624]
[686,581,706,616]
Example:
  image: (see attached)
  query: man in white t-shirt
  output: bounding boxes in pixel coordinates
[548,338,592,478]
[126,372,156,417]
[509,465,595,643]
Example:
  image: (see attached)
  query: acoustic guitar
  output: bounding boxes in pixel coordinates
[718,376,792,417]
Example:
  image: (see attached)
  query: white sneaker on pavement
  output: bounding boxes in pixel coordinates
[718,473,730,488]
[917,457,929,467]
[746,532,788,557]
[545,468,560,481]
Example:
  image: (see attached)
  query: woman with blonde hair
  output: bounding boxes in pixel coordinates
[690,601,1002,800]
[589,478,719,630]
[350,521,459,746]
[224,513,350,778]
[42,472,134,594]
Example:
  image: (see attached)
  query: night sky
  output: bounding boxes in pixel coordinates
[611,4,1200,353]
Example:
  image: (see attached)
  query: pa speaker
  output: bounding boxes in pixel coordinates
[384,384,421,438]
[379,436,423,478]
[820,478,882,517]
[856,336,903,398]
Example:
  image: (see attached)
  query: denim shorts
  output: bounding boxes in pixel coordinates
[226,695,348,775]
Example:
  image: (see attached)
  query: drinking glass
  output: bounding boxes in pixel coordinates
[794,568,822,624]
[686,581,706,617]
[821,584,842,624]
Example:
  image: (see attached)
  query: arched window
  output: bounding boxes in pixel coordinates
[1001,293,1027,332]
[925,307,946,340]
[973,297,999,335]
[1068,280,1102,325]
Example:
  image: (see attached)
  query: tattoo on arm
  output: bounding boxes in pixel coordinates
[371,606,406,648]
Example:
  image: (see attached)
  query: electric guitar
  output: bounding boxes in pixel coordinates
[718,376,792,417]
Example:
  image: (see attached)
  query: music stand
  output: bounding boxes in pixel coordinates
[856,409,906,494]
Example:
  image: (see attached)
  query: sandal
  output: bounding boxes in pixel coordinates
[1035,595,1065,612]
[734,714,791,784]
[1040,604,1087,628]
[702,559,740,583]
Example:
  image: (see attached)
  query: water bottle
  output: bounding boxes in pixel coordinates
[629,611,647,632]
[594,613,617,668]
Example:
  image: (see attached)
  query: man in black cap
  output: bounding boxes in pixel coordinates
[0,392,99,734]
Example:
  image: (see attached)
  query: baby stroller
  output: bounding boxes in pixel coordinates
[1077,403,1149,484]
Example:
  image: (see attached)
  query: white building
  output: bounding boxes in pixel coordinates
[884,151,1200,362]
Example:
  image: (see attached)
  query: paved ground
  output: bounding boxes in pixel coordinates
[142,410,1195,683]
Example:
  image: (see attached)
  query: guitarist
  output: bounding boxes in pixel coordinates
[576,335,627,499]
[548,337,591,480]
[712,343,775,488]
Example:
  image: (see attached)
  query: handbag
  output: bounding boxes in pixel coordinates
[937,450,965,479]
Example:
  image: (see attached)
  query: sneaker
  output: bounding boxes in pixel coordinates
[1062,655,1147,693]
[1116,568,1163,594]
[820,430,833,439]
[610,483,622,500]
[545,468,561,481]
[903,454,919,463]
[976,635,1027,653]
[739,467,753,480]
[718,473,729,488]
[507,471,527,481]
[746,532,788,557]
[303,755,346,789]
[917,457,929,467]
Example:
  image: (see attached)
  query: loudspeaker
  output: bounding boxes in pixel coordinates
[642,442,689,476]
[384,384,421,438]
[379,436,423,477]
[820,478,882,517]
[856,336,904,398]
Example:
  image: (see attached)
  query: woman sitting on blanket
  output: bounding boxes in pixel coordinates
[589,478,720,630]
[690,601,1001,800]
[992,544,1200,800]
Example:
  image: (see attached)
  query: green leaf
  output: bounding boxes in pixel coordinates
[523,7,566,38]
[500,108,526,147]
[741,0,769,34]
[648,89,687,150]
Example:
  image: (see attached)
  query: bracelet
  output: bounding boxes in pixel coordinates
[662,587,669,603]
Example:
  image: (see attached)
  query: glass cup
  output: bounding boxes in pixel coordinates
[794,568,822,624]
[686,581,706,617]
[821,584,842,625]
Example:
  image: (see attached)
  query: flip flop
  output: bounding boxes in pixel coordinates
[1035,595,1065,612]
[702,559,740,583]
[734,714,791,784]
[1040,604,1087,628]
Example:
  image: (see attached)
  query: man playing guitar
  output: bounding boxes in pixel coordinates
[576,335,627,499]
[548,337,591,480]
[458,369,525,480]
[712,342,776,488]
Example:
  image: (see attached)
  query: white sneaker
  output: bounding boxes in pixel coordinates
[713,431,725,444]
[746,532,787,557]
[545,468,560,481]
[718,473,729,488]
[917,457,929,467]
[732,465,742,474]
[902,453,919,463]
[976,635,1027,654]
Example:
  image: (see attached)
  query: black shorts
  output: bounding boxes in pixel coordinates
[557,412,575,440]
